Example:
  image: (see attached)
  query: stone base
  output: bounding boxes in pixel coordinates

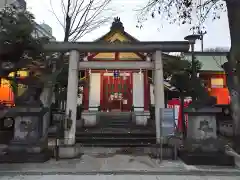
[147,145,177,160]
[0,150,51,163]
[57,145,82,159]
[134,111,150,126]
[179,150,235,166]
[0,131,13,144]
[82,111,97,127]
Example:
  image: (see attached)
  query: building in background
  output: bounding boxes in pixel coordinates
[184,52,229,105]
[33,23,56,41]
[0,0,26,10]
[0,0,56,41]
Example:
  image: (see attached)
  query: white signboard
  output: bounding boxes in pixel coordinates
[160,108,175,137]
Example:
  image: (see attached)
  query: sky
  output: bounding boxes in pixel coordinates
[26,0,230,51]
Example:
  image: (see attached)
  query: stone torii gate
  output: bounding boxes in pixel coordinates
[44,41,189,156]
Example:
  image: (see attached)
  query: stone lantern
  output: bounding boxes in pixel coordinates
[0,106,51,163]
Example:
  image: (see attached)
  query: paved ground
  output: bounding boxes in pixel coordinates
[0,175,240,180]
[0,147,240,179]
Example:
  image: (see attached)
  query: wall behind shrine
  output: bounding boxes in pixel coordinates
[87,72,145,110]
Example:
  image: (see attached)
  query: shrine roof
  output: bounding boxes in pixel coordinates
[94,17,139,42]
[184,52,228,72]
[87,17,147,60]
[87,17,180,61]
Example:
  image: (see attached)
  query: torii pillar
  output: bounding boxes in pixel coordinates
[153,50,165,144]
[64,50,79,145]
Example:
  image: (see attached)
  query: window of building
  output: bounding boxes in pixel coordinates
[211,78,224,88]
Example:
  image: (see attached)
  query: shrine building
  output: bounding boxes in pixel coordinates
[79,17,180,115]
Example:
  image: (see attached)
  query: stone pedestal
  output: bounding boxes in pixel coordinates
[58,144,82,159]
[179,107,234,166]
[0,107,51,163]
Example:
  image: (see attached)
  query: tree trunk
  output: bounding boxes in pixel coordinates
[64,0,71,42]
[226,0,240,150]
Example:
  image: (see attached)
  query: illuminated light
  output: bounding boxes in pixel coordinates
[211,78,224,88]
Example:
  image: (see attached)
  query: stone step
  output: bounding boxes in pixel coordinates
[76,136,156,147]
[100,118,132,121]
[106,123,130,126]
[75,128,156,147]
[98,116,132,128]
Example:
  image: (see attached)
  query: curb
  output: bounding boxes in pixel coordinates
[1,170,240,176]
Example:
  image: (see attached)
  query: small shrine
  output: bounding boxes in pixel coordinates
[81,17,175,112]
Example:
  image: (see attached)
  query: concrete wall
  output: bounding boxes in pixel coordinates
[88,73,101,111]
[132,73,144,111]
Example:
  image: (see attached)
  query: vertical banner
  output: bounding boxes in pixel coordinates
[167,98,192,131]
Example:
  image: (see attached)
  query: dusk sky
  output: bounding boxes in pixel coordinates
[26,0,230,51]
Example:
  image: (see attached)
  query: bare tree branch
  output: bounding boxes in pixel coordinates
[61,0,67,17]
[69,0,112,41]
[69,0,85,31]
[69,0,94,38]
[64,0,71,42]
[136,0,224,31]
[50,0,113,42]
[49,0,65,29]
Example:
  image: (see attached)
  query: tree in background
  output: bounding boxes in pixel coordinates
[0,6,52,105]
[50,0,112,42]
[162,54,202,80]
[48,0,113,111]
[0,6,66,144]
[138,0,240,150]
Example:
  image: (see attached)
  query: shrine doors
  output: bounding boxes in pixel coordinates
[101,72,132,111]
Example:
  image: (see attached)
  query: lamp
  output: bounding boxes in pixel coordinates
[184,34,201,92]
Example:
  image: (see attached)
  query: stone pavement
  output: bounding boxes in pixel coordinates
[0,175,240,180]
[0,147,240,179]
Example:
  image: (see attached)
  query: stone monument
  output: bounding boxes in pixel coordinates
[175,73,235,165]
[0,86,51,163]
[179,106,234,166]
